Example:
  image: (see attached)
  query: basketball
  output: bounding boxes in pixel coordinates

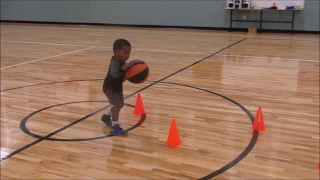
[125,60,149,84]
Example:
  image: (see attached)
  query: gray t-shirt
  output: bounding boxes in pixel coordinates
[103,56,125,93]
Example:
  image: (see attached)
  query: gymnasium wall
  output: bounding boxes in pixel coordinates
[1,0,319,32]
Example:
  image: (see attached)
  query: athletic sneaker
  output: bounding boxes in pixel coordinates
[110,125,127,136]
[101,114,112,127]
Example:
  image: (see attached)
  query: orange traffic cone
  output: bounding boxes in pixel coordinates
[165,118,182,147]
[133,93,146,115]
[252,106,266,132]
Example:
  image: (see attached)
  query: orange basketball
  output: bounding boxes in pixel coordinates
[125,60,149,84]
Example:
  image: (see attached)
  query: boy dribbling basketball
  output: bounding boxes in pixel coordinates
[101,39,139,135]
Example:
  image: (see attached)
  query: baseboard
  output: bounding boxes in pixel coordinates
[1,20,319,34]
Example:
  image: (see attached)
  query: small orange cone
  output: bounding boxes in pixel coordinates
[133,93,146,115]
[165,118,182,147]
[252,106,266,132]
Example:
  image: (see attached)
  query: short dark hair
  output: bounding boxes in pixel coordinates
[113,39,131,51]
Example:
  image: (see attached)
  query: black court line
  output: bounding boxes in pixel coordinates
[0,37,246,162]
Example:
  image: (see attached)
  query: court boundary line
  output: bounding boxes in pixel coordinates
[217,54,319,63]
[0,47,95,70]
[2,40,319,62]
[1,40,212,55]
[0,37,247,162]
[250,37,320,42]
[2,24,319,42]
[1,40,93,47]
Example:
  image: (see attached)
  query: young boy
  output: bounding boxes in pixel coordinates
[101,39,138,135]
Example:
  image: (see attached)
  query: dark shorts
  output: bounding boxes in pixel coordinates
[103,89,124,105]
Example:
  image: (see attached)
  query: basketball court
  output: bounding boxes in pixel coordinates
[1,23,319,179]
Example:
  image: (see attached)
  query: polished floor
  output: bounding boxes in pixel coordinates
[0,23,319,179]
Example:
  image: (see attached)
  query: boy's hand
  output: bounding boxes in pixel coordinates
[121,60,143,71]
[130,60,143,66]
[121,63,131,71]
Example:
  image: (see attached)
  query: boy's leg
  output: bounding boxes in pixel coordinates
[101,110,112,126]
[101,89,113,126]
[106,92,127,135]
[101,89,116,127]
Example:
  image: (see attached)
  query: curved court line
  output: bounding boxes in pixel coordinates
[158,81,259,180]
[20,101,146,141]
[2,78,258,179]
[1,100,146,161]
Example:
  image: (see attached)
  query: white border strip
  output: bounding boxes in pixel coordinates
[2,40,318,62]
[1,40,211,55]
[1,40,94,48]
[216,54,319,63]
[1,47,95,70]
[131,48,212,55]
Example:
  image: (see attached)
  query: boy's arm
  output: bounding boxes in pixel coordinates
[109,61,125,78]
[110,60,143,78]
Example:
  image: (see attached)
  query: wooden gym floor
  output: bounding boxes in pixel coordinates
[0,23,319,179]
